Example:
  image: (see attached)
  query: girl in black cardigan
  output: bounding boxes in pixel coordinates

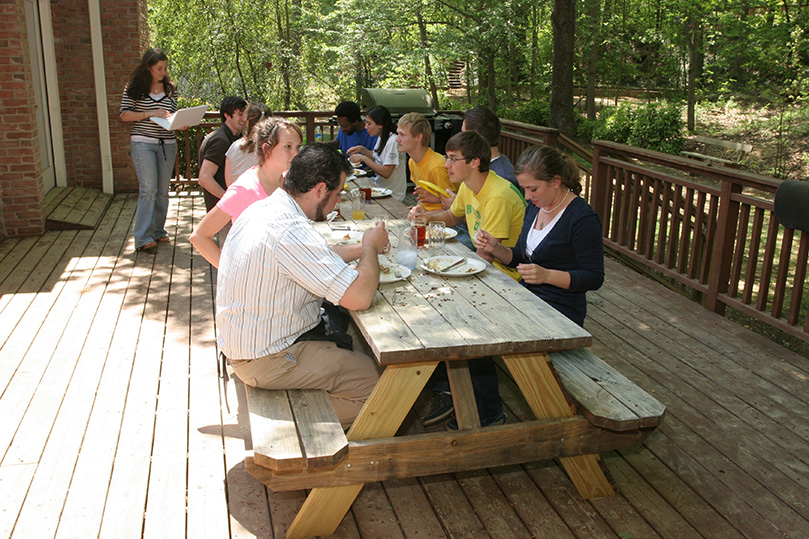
[475,145,604,326]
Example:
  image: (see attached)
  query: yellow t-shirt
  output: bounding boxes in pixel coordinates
[409,148,456,212]
[450,170,526,280]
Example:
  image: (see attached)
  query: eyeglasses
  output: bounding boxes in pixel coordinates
[445,154,471,165]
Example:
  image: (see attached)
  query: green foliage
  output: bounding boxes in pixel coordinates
[498,100,551,127]
[630,102,685,154]
[594,101,685,155]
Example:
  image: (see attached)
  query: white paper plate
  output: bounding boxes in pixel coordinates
[421,256,485,277]
[371,187,393,198]
[325,230,362,245]
[379,263,411,284]
[352,169,368,177]
[443,228,458,240]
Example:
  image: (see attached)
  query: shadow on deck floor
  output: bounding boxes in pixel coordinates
[0,192,808,538]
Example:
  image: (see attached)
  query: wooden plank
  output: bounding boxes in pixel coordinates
[550,349,641,430]
[551,348,666,430]
[0,231,76,348]
[0,233,58,312]
[445,360,480,429]
[614,449,744,538]
[9,196,136,537]
[185,194,261,538]
[247,387,305,471]
[43,186,70,213]
[285,362,436,538]
[46,186,87,222]
[587,283,809,536]
[143,198,192,539]
[419,473,489,537]
[63,188,100,225]
[98,208,173,537]
[33,197,138,538]
[79,191,113,228]
[288,388,348,468]
[525,462,617,537]
[379,477,447,538]
[350,482,406,539]
[248,417,651,492]
[454,468,534,538]
[503,352,615,500]
[489,464,577,539]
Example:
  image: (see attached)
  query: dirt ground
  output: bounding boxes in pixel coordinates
[687,103,809,181]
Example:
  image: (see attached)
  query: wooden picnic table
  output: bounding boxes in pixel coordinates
[245,177,664,538]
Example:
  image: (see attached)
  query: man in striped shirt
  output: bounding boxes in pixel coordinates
[216,144,388,428]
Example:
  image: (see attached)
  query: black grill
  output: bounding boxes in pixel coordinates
[359,88,463,155]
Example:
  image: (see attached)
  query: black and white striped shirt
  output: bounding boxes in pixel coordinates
[119,87,178,140]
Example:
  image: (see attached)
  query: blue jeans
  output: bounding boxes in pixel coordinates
[431,357,504,424]
[131,140,176,248]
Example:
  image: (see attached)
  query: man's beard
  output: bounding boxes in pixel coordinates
[314,195,331,222]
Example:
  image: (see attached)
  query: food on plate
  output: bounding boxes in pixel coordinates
[417,180,446,198]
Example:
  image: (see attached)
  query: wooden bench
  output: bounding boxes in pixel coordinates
[550,348,666,431]
[681,135,752,168]
[246,386,348,473]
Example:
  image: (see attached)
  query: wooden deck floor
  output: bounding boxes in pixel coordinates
[1,193,808,538]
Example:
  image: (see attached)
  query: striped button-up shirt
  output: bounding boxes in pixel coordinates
[216,189,358,359]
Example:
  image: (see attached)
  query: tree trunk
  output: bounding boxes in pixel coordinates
[686,15,701,131]
[550,0,576,136]
[530,4,538,99]
[487,51,496,109]
[585,0,601,120]
[416,10,440,109]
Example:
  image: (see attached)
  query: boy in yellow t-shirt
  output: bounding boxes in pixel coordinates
[397,112,456,212]
[408,130,525,281]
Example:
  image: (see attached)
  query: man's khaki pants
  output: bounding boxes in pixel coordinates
[232,338,381,428]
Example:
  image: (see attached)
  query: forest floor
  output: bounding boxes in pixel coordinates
[686,100,809,181]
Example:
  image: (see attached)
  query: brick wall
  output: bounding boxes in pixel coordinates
[103,0,148,193]
[51,0,146,193]
[0,0,45,237]
[0,0,146,238]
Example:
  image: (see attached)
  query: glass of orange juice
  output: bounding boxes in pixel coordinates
[350,189,366,220]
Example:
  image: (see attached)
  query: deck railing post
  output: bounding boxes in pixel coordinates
[591,143,609,232]
[305,114,315,145]
[706,178,743,314]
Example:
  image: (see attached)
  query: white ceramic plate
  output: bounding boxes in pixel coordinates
[371,187,393,198]
[421,256,485,277]
[379,263,411,284]
[325,230,362,245]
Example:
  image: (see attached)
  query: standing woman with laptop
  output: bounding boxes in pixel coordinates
[120,48,180,251]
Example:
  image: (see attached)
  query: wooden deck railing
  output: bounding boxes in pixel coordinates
[171,111,340,184]
[172,111,805,341]
[589,141,809,341]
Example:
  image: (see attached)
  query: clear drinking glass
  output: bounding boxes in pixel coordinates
[428,221,445,254]
[350,189,366,220]
[397,226,419,270]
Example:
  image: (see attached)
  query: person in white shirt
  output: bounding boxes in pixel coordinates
[216,143,389,428]
[347,105,407,202]
[224,102,271,186]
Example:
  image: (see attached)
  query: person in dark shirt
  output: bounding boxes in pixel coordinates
[475,144,605,327]
[331,101,376,153]
[198,96,247,213]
